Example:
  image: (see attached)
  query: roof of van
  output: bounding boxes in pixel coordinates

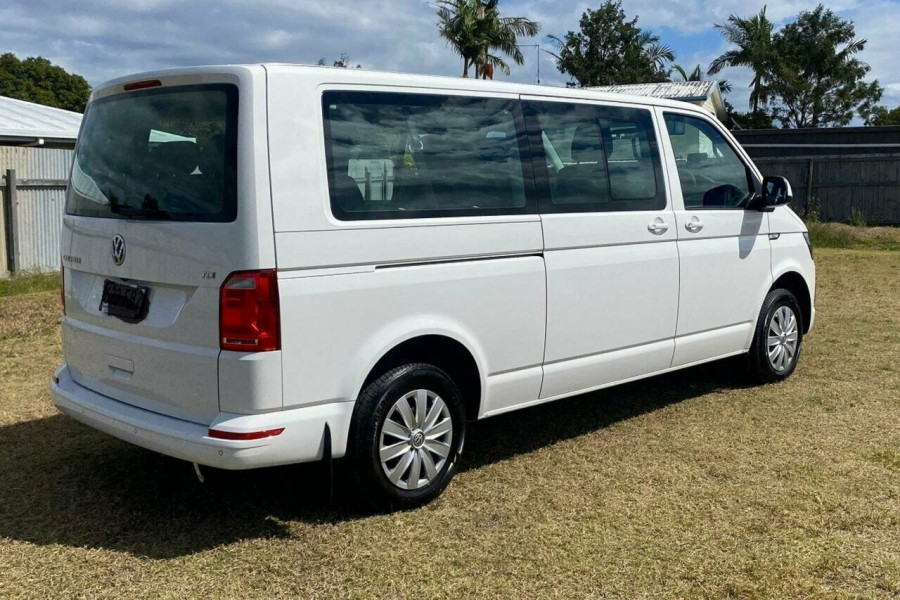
[95,64,711,116]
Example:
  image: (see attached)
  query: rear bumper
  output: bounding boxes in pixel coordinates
[51,364,353,470]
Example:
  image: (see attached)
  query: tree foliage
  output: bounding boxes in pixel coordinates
[0,53,91,113]
[766,5,882,128]
[865,105,900,126]
[436,0,539,78]
[709,4,882,128]
[708,7,773,112]
[317,53,361,69]
[550,1,673,87]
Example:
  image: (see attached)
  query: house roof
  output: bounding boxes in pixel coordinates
[587,81,726,120]
[0,95,83,145]
[587,81,719,102]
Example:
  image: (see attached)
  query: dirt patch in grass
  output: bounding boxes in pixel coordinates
[0,248,898,599]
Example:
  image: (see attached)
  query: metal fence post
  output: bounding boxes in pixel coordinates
[3,169,19,273]
[805,159,815,218]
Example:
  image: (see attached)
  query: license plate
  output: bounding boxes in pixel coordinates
[100,279,150,323]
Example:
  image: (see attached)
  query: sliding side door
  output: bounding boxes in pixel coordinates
[523,96,679,400]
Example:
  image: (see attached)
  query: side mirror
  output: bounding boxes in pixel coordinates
[762,176,793,208]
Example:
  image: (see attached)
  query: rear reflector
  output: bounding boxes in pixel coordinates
[60,264,66,315]
[208,428,285,441]
[219,270,281,352]
[123,79,162,91]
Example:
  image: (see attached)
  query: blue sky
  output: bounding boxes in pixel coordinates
[2,0,897,116]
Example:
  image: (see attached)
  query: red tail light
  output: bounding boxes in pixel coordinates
[60,265,66,315]
[219,270,280,352]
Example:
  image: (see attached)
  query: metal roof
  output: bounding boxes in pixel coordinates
[0,95,82,145]
[587,81,720,102]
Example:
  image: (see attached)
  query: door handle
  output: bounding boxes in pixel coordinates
[647,219,669,235]
[685,217,703,233]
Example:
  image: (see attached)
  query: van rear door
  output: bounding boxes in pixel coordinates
[61,70,275,425]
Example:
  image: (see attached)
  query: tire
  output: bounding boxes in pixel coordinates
[748,288,804,383]
[347,363,466,510]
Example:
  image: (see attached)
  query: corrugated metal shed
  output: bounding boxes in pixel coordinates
[0,95,82,147]
[1,146,73,274]
[588,81,726,120]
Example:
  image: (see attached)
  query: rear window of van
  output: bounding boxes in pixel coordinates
[66,84,239,222]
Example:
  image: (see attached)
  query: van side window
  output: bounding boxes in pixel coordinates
[663,113,753,209]
[322,91,533,220]
[524,101,665,213]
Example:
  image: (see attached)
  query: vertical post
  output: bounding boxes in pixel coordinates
[3,169,18,274]
[805,159,815,218]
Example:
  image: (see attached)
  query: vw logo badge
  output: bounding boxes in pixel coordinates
[111,234,126,266]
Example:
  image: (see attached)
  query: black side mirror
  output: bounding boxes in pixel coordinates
[762,176,792,208]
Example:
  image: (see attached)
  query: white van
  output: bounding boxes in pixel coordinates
[51,65,815,508]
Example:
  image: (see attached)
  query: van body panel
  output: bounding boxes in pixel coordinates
[273,220,542,270]
[277,255,547,409]
[60,66,278,425]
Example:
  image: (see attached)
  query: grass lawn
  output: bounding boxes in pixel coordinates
[1,247,898,599]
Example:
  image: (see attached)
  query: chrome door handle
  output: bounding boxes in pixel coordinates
[647,219,669,235]
[685,217,703,233]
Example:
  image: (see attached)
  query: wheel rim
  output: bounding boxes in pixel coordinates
[767,305,799,372]
[379,389,453,490]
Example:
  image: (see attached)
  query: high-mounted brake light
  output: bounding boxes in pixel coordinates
[219,270,281,352]
[123,79,162,92]
[208,427,285,441]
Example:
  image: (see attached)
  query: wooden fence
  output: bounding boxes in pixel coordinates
[735,127,900,226]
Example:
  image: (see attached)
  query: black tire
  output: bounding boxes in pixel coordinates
[347,363,466,510]
[748,288,804,383]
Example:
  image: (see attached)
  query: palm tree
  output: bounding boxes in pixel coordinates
[670,63,732,93]
[670,64,703,81]
[436,0,539,78]
[708,6,773,112]
[637,31,675,75]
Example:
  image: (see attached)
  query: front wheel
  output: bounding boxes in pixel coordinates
[347,363,465,510]
[748,289,804,383]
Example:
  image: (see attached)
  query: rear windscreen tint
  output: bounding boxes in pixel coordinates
[66,84,238,222]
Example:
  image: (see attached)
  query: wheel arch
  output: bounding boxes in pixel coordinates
[771,271,812,334]
[356,333,484,422]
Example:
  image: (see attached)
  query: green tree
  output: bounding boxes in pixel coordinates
[707,6,774,112]
[550,1,674,87]
[865,105,900,126]
[436,0,539,78]
[767,5,882,128]
[729,109,775,129]
[670,63,732,94]
[317,53,361,69]
[0,53,91,113]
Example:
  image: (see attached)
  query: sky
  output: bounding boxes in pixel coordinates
[2,0,898,116]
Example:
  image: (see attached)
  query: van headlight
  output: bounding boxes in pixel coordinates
[802,232,813,259]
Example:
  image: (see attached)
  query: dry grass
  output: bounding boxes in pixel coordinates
[806,222,900,252]
[1,248,898,599]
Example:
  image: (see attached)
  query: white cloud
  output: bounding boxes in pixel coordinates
[0,0,896,113]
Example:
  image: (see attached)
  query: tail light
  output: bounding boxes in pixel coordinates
[219,270,280,352]
[60,265,66,315]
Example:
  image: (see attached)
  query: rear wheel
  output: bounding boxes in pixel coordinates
[348,363,465,510]
[748,289,803,383]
